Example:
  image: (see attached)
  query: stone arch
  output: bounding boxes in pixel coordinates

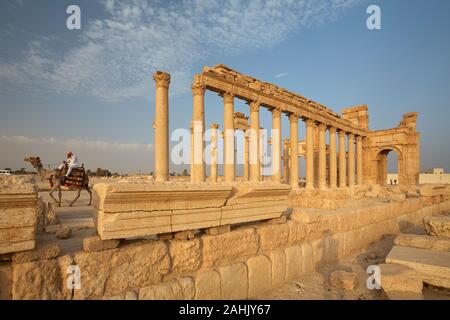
[374,146,403,186]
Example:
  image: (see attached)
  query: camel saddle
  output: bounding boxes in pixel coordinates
[64,167,86,188]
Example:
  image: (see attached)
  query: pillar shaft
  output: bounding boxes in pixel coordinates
[329,127,337,188]
[249,101,260,182]
[271,108,282,182]
[289,114,299,189]
[243,134,249,181]
[318,123,327,189]
[283,138,290,184]
[210,124,219,182]
[356,135,363,185]
[153,71,170,182]
[191,82,205,183]
[223,92,235,182]
[348,133,355,187]
[338,130,347,187]
[305,119,315,189]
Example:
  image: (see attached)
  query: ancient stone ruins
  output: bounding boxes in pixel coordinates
[0,64,449,300]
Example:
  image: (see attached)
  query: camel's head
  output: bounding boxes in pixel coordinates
[24,156,42,169]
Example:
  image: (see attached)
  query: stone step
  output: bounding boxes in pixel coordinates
[423,215,450,237]
[386,246,450,289]
[394,234,450,252]
[378,263,423,295]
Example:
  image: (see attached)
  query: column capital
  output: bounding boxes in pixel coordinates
[222,91,234,103]
[210,123,219,130]
[289,113,298,123]
[249,100,261,112]
[191,83,205,96]
[304,118,315,127]
[356,135,362,142]
[317,122,327,131]
[329,126,337,134]
[153,71,171,88]
[271,108,281,117]
[338,129,346,137]
[283,138,290,145]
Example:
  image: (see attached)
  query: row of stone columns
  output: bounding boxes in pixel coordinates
[153,72,364,187]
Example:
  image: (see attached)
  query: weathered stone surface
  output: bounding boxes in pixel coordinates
[73,240,170,299]
[287,220,308,245]
[311,238,326,268]
[265,250,286,289]
[46,202,59,225]
[219,262,248,300]
[178,276,195,300]
[125,290,138,300]
[0,264,12,300]
[83,235,120,252]
[284,246,303,282]
[387,192,406,203]
[139,278,183,300]
[329,271,358,291]
[300,243,314,274]
[378,264,423,293]
[256,223,289,252]
[12,242,61,263]
[169,238,202,273]
[386,246,450,289]
[56,226,72,239]
[246,255,272,298]
[174,230,196,240]
[201,228,259,267]
[419,185,450,197]
[394,234,450,251]
[194,269,221,300]
[12,258,69,300]
[205,224,230,236]
[423,215,450,237]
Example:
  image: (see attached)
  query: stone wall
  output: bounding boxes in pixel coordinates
[5,194,450,300]
[0,176,38,254]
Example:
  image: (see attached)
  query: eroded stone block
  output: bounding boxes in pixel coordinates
[218,262,248,300]
[194,269,221,300]
[246,255,272,298]
[284,246,302,282]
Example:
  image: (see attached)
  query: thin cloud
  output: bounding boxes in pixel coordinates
[275,72,289,79]
[0,0,361,102]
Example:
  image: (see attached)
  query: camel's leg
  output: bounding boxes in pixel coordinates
[58,186,62,207]
[69,188,82,207]
[85,184,93,206]
[49,184,60,206]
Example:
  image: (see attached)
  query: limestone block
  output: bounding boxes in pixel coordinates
[324,235,339,264]
[0,264,12,300]
[419,185,450,197]
[264,250,286,289]
[311,238,326,268]
[194,269,221,300]
[394,234,450,251]
[329,271,358,291]
[386,246,450,289]
[256,223,289,252]
[178,277,195,300]
[12,242,61,263]
[300,243,314,274]
[287,220,308,245]
[83,235,120,253]
[388,192,406,203]
[12,258,70,300]
[73,240,170,299]
[139,279,183,300]
[378,264,423,293]
[246,255,272,298]
[168,238,202,273]
[221,200,287,225]
[218,262,248,300]
[172,207,221,232]
[284,246,303,282]
[423,215,450,237]
[201,228,259,268]
[56,226,72,239]
[205,224,230,235]
[174,230,196,240]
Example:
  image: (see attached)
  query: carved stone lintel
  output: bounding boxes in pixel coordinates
[249,100,260,112]
[153,71,171,88]
[272,108,281,117]
[222,91,234,103]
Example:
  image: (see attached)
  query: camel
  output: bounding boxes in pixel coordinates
[24,156,92,207]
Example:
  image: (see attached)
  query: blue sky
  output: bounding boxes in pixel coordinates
[1,0,449,174]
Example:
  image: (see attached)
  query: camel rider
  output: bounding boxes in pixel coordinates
[58,151,80,183]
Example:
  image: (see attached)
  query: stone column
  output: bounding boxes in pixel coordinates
[283,138,290,184]
[271,108,282,183]
[210,123,219,182]
[191,81,206,183]
[249,101,260,182]
[243,132,249,181]
[338,130,347,187]
[305,119,315,189]
[153,71,170,182]
[318,123,327,189]
[356,135,363,185]
[329,127,337,188]
[223,92,235,182]
[289,114,299,189]
[348,133,355,187]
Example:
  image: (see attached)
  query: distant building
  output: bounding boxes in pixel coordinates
[387,168,450,184]
[0,169,11,175]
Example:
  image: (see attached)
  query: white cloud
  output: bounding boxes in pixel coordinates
[0,0,360,102]
[275,72,289,79]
